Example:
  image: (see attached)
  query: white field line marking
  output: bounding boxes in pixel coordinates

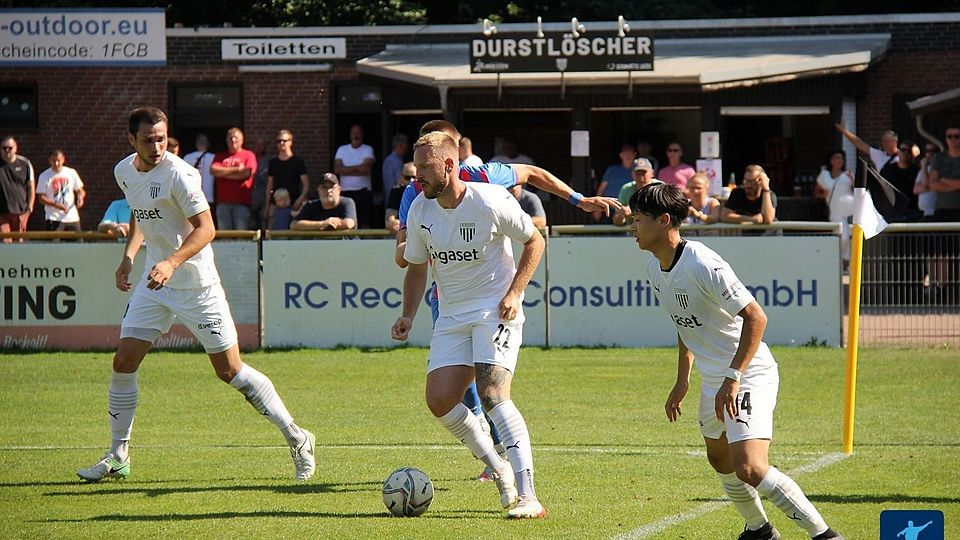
[0,443,826,456]
[612,452,850,540]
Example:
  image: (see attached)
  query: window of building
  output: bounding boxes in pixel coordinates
[0,86,39,129]
[169,83,243,154]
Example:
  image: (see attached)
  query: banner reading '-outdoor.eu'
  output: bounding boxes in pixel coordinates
[0,8,166,66]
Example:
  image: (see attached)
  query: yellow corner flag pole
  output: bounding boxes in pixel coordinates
[842,223,865,454]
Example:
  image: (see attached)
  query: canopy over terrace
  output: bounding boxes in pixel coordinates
[357,33,890,112]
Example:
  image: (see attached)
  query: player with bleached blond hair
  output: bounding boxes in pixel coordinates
[394,119,621,482]
[392,131,546,518]
[628,182,844,540]
[77,107,315,483]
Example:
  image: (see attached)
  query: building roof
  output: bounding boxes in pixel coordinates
[165,13,959,37]
[356,34,890,91]
[907,87,960,115]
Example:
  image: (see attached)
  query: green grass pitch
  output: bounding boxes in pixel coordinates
[0,347,957,539]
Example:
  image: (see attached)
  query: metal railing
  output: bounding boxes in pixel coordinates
[549,221,841,236]
[3,223,956,347]
[852,223,960,347]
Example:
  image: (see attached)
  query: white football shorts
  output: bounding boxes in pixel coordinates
[698,375,779,443]
[427,308,523,374]
[120,280,238,353]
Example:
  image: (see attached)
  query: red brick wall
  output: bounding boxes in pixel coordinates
[859,50,960,142]
[1,66,332,230]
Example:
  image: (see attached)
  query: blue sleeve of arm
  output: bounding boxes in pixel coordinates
[460,163,517,188]
[398,183,418,228]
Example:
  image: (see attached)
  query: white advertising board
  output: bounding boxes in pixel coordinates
[1,236,840,351]
[221,38,346,61]
[700,131,720,159]
[262,239,547,348]
[0,242,259,350]
[544,236,841,347]
[695,158,723,196]
[0,9,166,66]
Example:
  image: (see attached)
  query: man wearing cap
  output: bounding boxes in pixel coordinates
[612,157,660,226]
[290,173,357,231]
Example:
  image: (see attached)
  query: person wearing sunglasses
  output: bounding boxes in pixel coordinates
[879,140,921,222]
[929,126,960,222]
[659,142,696,193]
[385,161,416,234]
[0,136,35,243]
[265,130,310,223]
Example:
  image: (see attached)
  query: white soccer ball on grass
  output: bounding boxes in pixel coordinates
[382,467,434,517]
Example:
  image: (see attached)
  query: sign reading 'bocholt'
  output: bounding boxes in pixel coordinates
[470,31,654,73]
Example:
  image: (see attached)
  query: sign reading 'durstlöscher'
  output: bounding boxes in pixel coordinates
[221,38,346,61]
[470,32,653,73]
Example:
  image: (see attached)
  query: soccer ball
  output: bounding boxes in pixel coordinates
[382,467,434,517]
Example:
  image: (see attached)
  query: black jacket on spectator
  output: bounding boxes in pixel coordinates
[877,162,919,221]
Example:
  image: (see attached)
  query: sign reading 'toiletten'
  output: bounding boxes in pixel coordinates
[470,31,654,73]
[221,38,346,61]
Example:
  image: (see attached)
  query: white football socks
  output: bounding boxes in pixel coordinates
[229,364,297,441]
[108,371,138,460]
[437,403,503,469]
[718,471,768,530]
[755,466,829,537]
[487,400,536,498]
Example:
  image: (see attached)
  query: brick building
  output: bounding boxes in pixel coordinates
[2,12,959,228]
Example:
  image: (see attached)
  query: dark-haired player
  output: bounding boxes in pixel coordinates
[627,182,844,540]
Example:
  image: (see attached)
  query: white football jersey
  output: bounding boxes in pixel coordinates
[646,240,777,388]
[114,152,219,289]
[405,182,536,317]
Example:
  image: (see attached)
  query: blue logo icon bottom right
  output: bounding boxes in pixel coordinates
[880,510,944,540]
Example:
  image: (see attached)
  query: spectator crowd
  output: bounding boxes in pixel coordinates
[2,121,959,245]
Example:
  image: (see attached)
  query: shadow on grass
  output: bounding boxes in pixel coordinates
[692,493,960,505]
[1,479,187,488]
[43,479,459,498]
[807,493,960,504]
[39,508,502,522]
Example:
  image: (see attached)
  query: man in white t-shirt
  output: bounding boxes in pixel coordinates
[489,137,535,165]
[37,149,85,232]
[628,182,844,540]
[458,136,483,167]
[77,107,315,484]
[334,124,375,228]
[834,119,898,171]
[391,131,547,519]
[182,133,216,204]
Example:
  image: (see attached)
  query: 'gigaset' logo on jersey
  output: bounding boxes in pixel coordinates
[430,246,481,264]
[671,313,703,328]
[132,207,163,222]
